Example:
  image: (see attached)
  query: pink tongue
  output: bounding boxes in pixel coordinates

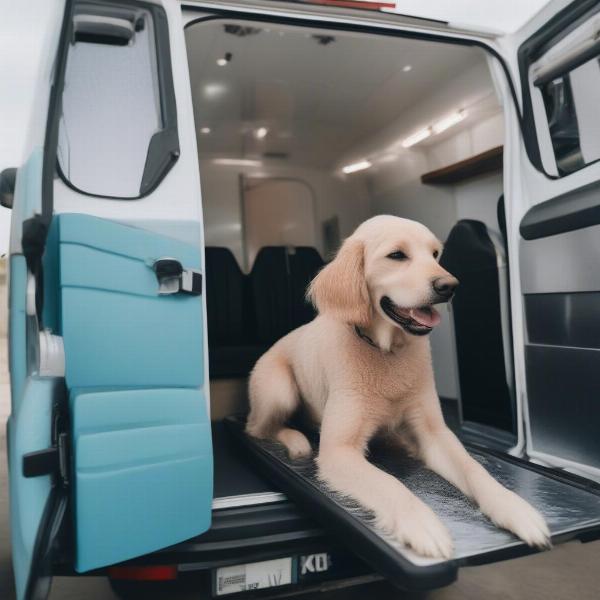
[410,307,441,328]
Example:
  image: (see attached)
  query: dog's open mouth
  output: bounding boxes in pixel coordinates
[380,296,441,336]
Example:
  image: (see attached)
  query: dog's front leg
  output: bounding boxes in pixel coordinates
[317,394,453,559]
[408,391,551,549]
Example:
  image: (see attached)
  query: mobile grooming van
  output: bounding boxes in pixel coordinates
[4,0,600,598]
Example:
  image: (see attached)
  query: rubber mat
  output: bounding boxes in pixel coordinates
[225,415,600,591]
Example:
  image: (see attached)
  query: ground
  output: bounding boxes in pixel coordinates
[1,334,600,599]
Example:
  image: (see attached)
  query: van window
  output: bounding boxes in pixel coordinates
[536,56,600,175]
[57,7,177,198]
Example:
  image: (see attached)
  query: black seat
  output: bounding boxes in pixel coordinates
[204,247,265,379]
[440,220,514,433]
[250,246,324,346]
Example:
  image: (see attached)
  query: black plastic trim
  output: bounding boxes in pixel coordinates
[520,177,600,239]
[56,0,180,201]
[25,489,69,600]
[53,501,328,574]
[525,291,600,348]
[517,0,600,177]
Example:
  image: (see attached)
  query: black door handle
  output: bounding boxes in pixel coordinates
[152,258,202,295]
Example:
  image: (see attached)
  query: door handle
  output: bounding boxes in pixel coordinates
[152,258,202,296]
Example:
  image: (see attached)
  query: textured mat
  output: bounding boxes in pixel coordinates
[226,416,600,568]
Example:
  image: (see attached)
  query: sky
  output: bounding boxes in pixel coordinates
[0,0,550,255]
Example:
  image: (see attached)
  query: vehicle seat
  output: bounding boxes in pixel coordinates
[205,247,266,378]
[250,246,324,346]
[440,220,514,433]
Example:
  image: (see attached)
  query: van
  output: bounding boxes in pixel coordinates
[3,1,600,598]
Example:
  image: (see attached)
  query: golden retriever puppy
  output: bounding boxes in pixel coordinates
[246,215,550,558]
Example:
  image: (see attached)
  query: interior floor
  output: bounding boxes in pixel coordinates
[212,420,275,501]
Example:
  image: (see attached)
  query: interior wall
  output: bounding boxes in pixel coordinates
[454,172,504,233]
[363,111,504,401]
[200,159,370,268]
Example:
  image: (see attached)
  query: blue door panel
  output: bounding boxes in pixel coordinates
[71,388,212,572]
[56,214,204,389]
[8,255,28,407]
[7,379,56,600]
[51,213,212,572]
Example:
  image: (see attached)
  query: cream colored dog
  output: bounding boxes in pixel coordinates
[247,215,550,558]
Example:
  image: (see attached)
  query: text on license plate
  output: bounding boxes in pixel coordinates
[214,557,293,596]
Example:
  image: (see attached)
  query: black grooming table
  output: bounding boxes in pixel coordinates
[225,415,600,591]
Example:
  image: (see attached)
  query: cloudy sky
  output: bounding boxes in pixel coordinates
[0,0,549,254]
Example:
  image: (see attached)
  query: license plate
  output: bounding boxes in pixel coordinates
[213,557,293,596]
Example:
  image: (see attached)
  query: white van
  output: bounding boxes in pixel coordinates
[4,1,600,598]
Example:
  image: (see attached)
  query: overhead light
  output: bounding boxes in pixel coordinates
[203,83,227,99]
[342,160,372,174]
[216,52,232,67]
[254,127,268,139]
[200,127,211,134]
[401,127,431,148]
[212,158,263,167]
[402,65,412,72]
[432,110,467,134]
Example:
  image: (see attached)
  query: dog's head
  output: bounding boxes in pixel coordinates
[308,215,458,336]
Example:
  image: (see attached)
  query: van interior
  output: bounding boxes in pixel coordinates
[184,18,515,507]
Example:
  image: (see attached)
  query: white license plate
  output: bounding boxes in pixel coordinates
[213,557,293,596]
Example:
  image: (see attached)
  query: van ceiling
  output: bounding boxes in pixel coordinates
[186,20,485,167]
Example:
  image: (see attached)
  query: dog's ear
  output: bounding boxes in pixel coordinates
[308,237,371,326]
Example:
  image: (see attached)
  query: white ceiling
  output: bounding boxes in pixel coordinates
[186,20,488,167]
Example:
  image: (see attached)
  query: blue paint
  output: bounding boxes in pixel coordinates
[54,214,212,572]
[7,379,55,600]
[57,214,204,389]
[71,388,212,572]
[7,148,55,600]
[8,255,28,410]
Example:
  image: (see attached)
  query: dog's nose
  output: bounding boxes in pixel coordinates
[432,276,459,300]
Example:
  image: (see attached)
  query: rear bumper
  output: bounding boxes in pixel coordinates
[54,501,372,581]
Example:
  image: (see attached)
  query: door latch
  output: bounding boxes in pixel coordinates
[152,258,202,296]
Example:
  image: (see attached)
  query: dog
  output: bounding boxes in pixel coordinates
[246,215,550,558]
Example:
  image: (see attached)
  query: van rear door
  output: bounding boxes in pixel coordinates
[8,1,212,598]
[503,0,600,477]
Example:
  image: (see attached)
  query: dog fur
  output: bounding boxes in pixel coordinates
[246,215,550,558]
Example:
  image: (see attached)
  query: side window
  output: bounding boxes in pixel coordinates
[536,57,600,175]
[57,5,178,198]
[523,8,600,177]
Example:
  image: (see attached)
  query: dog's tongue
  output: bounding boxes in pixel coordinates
[410,307,441,328]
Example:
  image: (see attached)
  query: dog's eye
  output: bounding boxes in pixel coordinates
[433,250,439,259]
[387,250,408,261]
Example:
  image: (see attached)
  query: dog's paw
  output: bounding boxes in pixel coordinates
[379,499,454,559]
[276,428,312,460]
[481,490,551,549]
